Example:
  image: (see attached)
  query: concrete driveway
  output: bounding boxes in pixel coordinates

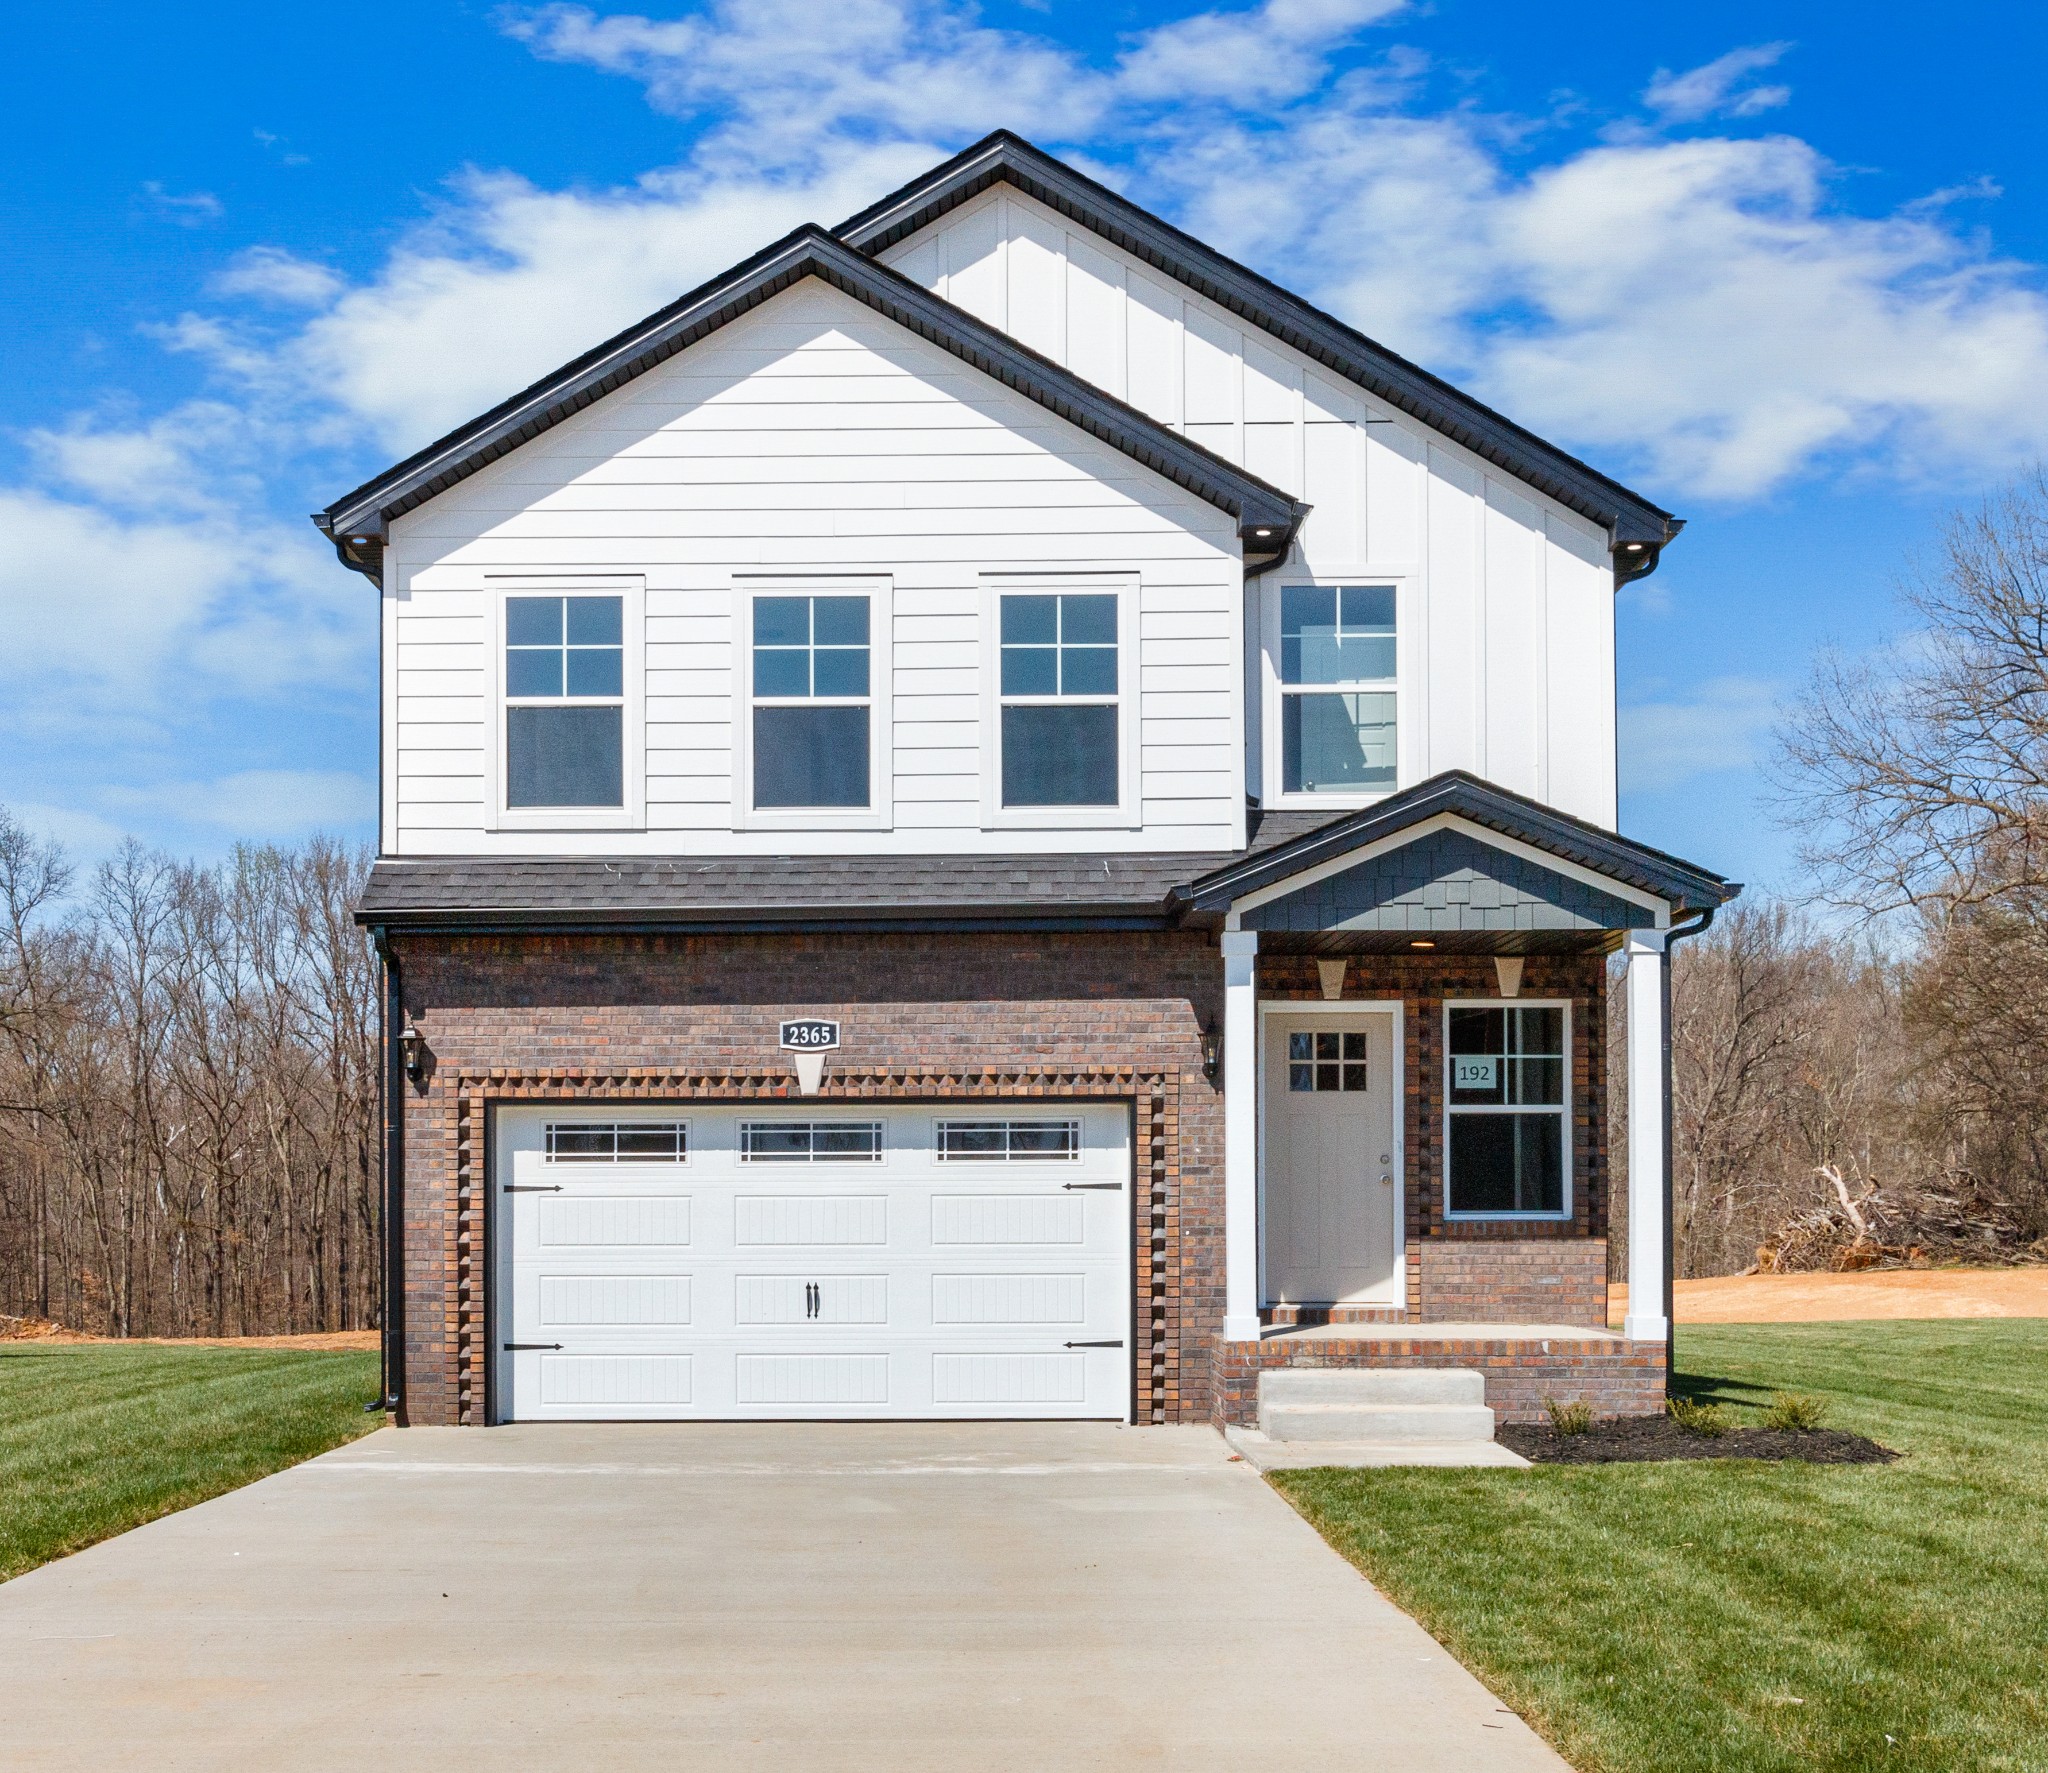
[0,1423,1566,1771]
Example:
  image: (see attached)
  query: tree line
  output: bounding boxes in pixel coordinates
[0,825,377,1335]
[1652,473,2048,1275]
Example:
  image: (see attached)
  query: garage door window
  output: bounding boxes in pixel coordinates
[936,1120,1081,1160]
[545,1122,688,1162]
[740,1121,883,1161]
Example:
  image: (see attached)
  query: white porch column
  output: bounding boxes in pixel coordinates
[1623,929,1669,1343]
[1220,929,1261,1342]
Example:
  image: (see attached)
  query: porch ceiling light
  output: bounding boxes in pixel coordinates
[1409,939,1435,950]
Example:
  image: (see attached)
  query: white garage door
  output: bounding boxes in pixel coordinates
[492,1102,1130,1420]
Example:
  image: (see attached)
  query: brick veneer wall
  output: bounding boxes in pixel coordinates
[1417,1239,1609,1327]
[389,930,1223,1427]
[1213,1333,1666,1426]
[386,932,1620,1427]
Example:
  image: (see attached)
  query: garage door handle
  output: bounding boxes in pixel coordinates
[503,1184,562,1193]
[503,1342,563,1352]
[1061,1182,1123,1191]
[1064,1339,1124,1349]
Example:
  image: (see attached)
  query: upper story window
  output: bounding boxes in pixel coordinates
[752,594,870,808]
[1444,1004,1568,1217]
[1280,584,1395,795]
[999,591,1119,807]
[505,594,624,807]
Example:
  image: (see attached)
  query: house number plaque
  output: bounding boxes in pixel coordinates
[779,1019,840,1051]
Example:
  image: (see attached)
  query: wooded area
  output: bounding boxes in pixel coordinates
[1653,474,2048,1276]
[0,821,378,1335]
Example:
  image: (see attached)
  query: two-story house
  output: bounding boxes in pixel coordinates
[324,133,1734,1437]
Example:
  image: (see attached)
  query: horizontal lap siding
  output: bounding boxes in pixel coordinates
[880,187,1618,830]
[386,282,1243,855]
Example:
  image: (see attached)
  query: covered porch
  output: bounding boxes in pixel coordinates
[1184,772,1736,1425]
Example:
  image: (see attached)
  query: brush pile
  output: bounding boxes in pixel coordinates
[1754,1165,2048,1272]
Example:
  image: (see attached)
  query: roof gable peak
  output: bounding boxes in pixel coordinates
[835,131,1680,587]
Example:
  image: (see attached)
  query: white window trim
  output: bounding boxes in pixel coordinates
[1255,999,1406,1308]
[1441,997,1574,1223]
[731,575,894,832]
[1260,567,1413,812]
[980,571,1141,831]
[485,574,646,832]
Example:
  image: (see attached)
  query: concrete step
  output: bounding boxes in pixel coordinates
[1260,1402,1497,1444]
[1224,1425,1530,1470]
[1258,1367,1486,1408]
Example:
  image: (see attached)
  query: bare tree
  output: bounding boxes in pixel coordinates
[0,818,380,1336]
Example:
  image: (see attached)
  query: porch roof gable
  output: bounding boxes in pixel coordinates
[1182,772,1737,927]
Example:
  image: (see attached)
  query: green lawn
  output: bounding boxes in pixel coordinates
[1275,1323,2048,1773]
[0,1343,381,1582]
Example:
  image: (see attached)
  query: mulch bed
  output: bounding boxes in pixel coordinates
[1500,1417,1899,1465]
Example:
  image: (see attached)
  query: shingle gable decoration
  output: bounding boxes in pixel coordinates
[835,132,1684,588]
[313,224,1307,581]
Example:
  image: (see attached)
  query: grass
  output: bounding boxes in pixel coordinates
[1274,1323,2048,1773]
[0,1342,381,1582]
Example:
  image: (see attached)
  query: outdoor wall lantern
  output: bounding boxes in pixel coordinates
[399,1022,428,1084]
[1200,1021,1222,1084]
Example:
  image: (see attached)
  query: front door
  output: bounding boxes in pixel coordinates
[1264,1012,1400,1305]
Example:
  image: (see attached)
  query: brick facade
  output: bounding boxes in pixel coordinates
[387,930,1650,1427]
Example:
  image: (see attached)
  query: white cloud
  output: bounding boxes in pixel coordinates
[1644,44,1793,123]
[1619,676,1783,791]
[137,181,224,226]
[103,770,376,835]
[1116,0,1408,105]
[211,246,344,307]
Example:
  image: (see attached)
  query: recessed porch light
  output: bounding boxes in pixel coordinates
[1410,939,1435,949]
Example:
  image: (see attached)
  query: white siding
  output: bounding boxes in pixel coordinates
[386,279,1245,856]
[879,187,1620,828]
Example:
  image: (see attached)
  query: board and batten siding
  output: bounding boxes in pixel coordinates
[384,278,1246,856]
[878,186,1619,827]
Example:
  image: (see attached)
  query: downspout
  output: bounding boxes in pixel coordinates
[1659,905,1716,1392]
[369,927,406,1416]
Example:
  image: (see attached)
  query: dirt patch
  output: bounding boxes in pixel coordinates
[1611,1267,2048,1325]
[1501,1417,1898,1465]
[0,1318,378,1352]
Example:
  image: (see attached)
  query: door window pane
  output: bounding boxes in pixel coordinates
[1286,1029,1369,1092]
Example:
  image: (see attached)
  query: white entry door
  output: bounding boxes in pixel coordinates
[1263,1010,1400,1305]
[493,1102,1130,1420]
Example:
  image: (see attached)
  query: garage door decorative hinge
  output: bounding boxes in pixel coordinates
[502,1342,563,1351]
[1064,1339,1124,1349]
[1061,1181,1123,1191]
[503,1183,563,1193]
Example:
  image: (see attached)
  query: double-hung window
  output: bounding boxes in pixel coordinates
[751,594,871,809]
[999,591,1119,807]
[1444,1004,1568,1216]
[1279,584,1396,795]
[505,593,625,808]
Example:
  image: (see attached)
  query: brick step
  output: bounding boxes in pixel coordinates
[1259,1367,1485,1407]
[1260,1402,1498,1444]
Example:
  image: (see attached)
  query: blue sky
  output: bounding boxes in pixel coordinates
[3,0,2044,894]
